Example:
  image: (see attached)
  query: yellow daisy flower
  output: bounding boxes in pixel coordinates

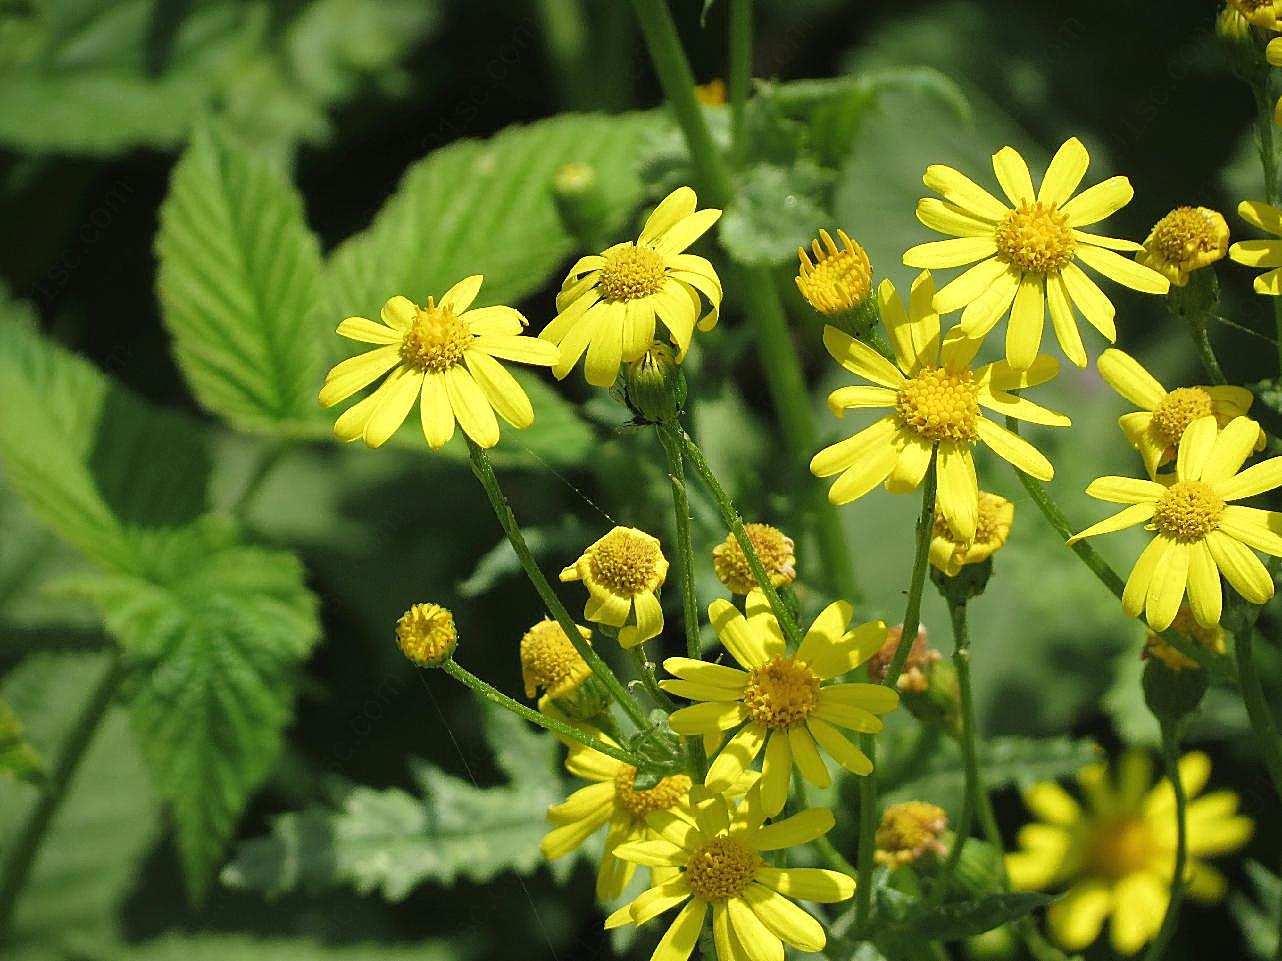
[795,228,873,316]
[1007,750,1252,955]
[661,589,896,817]
[875,801,949,868]
[1136,206,1230,287]
[1270,39,1282,125]
[540,187,722,387]
[929,489,1014,577]
[1230,0,1282,29]
[394,602,457,668]
[561,527,669,648]
[320,276,559,449]
[607,787,855,960]
[903,138,1169,369]
[519,619,593,700]
[1068,415,1282,630]
[1096,348,1260,479]
[710,523,797,596]
[1229,200,1282,293]
[811,271,1067,544]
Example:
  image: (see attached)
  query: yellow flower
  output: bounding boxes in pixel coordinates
[561,527,669,648]
[795,228,873,316]
[320,276,559,449]
[811,271,1067,543]
[1229,200,1282,293]
[519,619,592,699]
[1068,415,1282,630]
[1143,605,1227,671]
[606,787,855,959]
[541,736,696,901]
[711,524,797,596]
[1270,39,1282,125]
[903,138,1169,369]
[929,490,1014,577]
[540,187,722,387]
[1007,750,1252,955]
[662,589,896,817]
[875,801,949,868]
[866,625,939,693]
[1136,207,1230,287]
[394,603,457,667]
[1097,348,1260,479]
[694,78,727,105]
[1230,0,1282,29]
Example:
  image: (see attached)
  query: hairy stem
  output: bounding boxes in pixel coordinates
[1142,722,1189,961]
[1235,627,1282,801]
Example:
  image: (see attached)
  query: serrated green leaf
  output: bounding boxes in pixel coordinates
[111,933,463,961]
[222,703,563,900]
[323,112,656,325]
[0,700,43,784]
[157,124,325,431]
[70,517,319,902]
[719,162,833,267]
[884,892,1053,941]
[0,305,210,571]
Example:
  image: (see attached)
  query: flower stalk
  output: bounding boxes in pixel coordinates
[1140,721,1189,961]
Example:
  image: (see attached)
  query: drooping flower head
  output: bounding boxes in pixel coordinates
[1007,751,1252,955]
[1068,415,1282,630]
[320,277,559,449]
[1136,206,1230,287]
[561,527,668,648]
[930,490,1014,577]
[865,625,939,693]
[875,801,950,868]
[903,138,1169,369]
[540,187,722,387]
[519,619,592,700]
[711,523,797,596]
[811,271,1067,543]
[395,602,457,667]
[795,228,873,316]
[1229,200,1282,294]
[662,589,896,816]
[607,786,855,960]
[1142,605,1227,671]
[1096,348,1261,479]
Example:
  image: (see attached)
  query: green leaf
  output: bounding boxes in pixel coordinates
[0,700,43,784]
[1230,861,1282,959]
[156,124,325,431]
[0,304,210,571]
[71,517,320,901]
[112,933,463,961]
[884,892,1054,941]
[323,112,656,325]
[222,703,564,900]
[719,162,834,267]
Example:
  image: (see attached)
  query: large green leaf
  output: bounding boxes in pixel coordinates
[879,891,1054,941]
[71,517,320,901]
[323,111,656,324]
[222,703,564,900]
[156,124,325,431]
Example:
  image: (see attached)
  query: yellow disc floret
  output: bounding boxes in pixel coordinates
[742,656,821,729]
[1151,481,1225,543]
[598,245,667,302]
[588,528,665,595]
[1150,387,1216,447]
[613,765,692,820]
[1086,816,1155,880]
[875,801,949,868]
[1144,605,1227,671]
[711,523,798,595]
[395,603,457,667]
[796,228,873,316]
[684,836,762,902]
[896,366,980,443]
[995,202,1076,275]
[519,620,592,699]
[399,298,472,373]
[1139,207,1229,286]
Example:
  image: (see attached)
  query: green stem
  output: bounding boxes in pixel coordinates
[854,457,938,931]
[1191,321,1229,386]
[793,776,858,876]
[679,429,802,646]
[627,644,678,712]
[942,597,977,874]
[534,0,592,111]
[1253,77,1282,371]
[1235,627,1282,801]
[230,439,287,520]
[728,0,751,166]
[1003,419,1234,682]
[466,440,650,732]
[1141,722,1188,961]
[0,650,125,941]
[441,660,656,771]
[658,425,703,661]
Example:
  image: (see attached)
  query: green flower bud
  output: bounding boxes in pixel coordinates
[622,342,686,424]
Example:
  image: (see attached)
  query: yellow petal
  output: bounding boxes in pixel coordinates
[1046,271,1086,367]
[902,236,997,268]
[656,208,722,255]
[1084,476,1165,504]
[992,145,1036,206]
[821,326,907,388]
[956,266,1020,339]
[886,436,935,493]
[439,274,484,314]
[630,875,694,925]
[465,352,533,428]
[1075,244,1170,295]
[1006,273,1046,371]
[1201,416,1264,485]
[915,197,994,238]
[663,657,749,689]
[1186,540,1223,629]
[1109,872,1166,955]
[1227,238,1282,268]
[1097,348,1166,410]
[1046,879,1112,951]
[1067,502,1155,546]
[1238,199,1282,235]
[1145,541,1189,632]
[922,164,1010,221]
[583,302,625,387]
[709,598,772,669]
[741,884,826,952]
[1024,781,1081,826]
[787,725,830,787]
[639,187,698,244]
[932,256,1009,314]
[669,700,750,735]
[319,345,402,408]
[472,333,559,366]
[807,717,873,776]
[749,807,835,851]
[1206,530,1274,604]
[649,898,707,961]
[1060,175,1134,227]
[725,895,783,961]
[380,295,417,330]
[1218,505,1282,556]
[1060,261,1116,340]
[706,722,768,792]
[796,600,853,658]
[1215,455,1282,501]
[1038,137,1090,206]
[975,417,1053,481]
[444,365,499,448]
[760,732,792,817]
[1175,415,1218,482]
[1121,535,1169,618]
[419,372,455,449]
[363,368,423,448]
[336,316,401,344]
[755,866,854,903]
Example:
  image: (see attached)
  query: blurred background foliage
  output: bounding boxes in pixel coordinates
[0,1,1278,959]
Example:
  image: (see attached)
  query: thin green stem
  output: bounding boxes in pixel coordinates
[728,0,751,167]
[657,425,702,661]
[440,660,657,771]
[942,597,976,875]
[1253,77,1282,371]
[1003,418,1234,682]
[627,644,678,712]
[0,650,125,941]
[1190,320,1228,386]
[466,440,650,732]
[1235,627,1282,801]
[852,760,878,933]
[230,439,287,520]
[1142,722,1189,961]
[793,776,858,876]
[534,0,592,111]
[680,429,802,646]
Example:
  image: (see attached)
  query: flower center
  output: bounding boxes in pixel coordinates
[1150,207,1225,265]
[519,620,591,699]
[588,529,663,595]
[743,656,821,729]
[796,229,873,316]
[395,603,457,667]
[1152,481,1224,543]
[994,202,1075,274]
[684,836,761,902]
[400,300,472,373]
[896,366,980,443]
[711,523,797,596]
[875,801,949,868]
[1150,387,1215,447]
[936,491,1005,545]
[613,765,692,820]
[598,245,666,302]
[1086,816,1155,880]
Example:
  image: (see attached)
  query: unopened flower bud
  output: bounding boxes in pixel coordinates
[875,801,949,868]
[1138,207,1230,287]
[395,602,457,667]
[622,342,686,424]
[711,523,797,595]
[796,228,873,321]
